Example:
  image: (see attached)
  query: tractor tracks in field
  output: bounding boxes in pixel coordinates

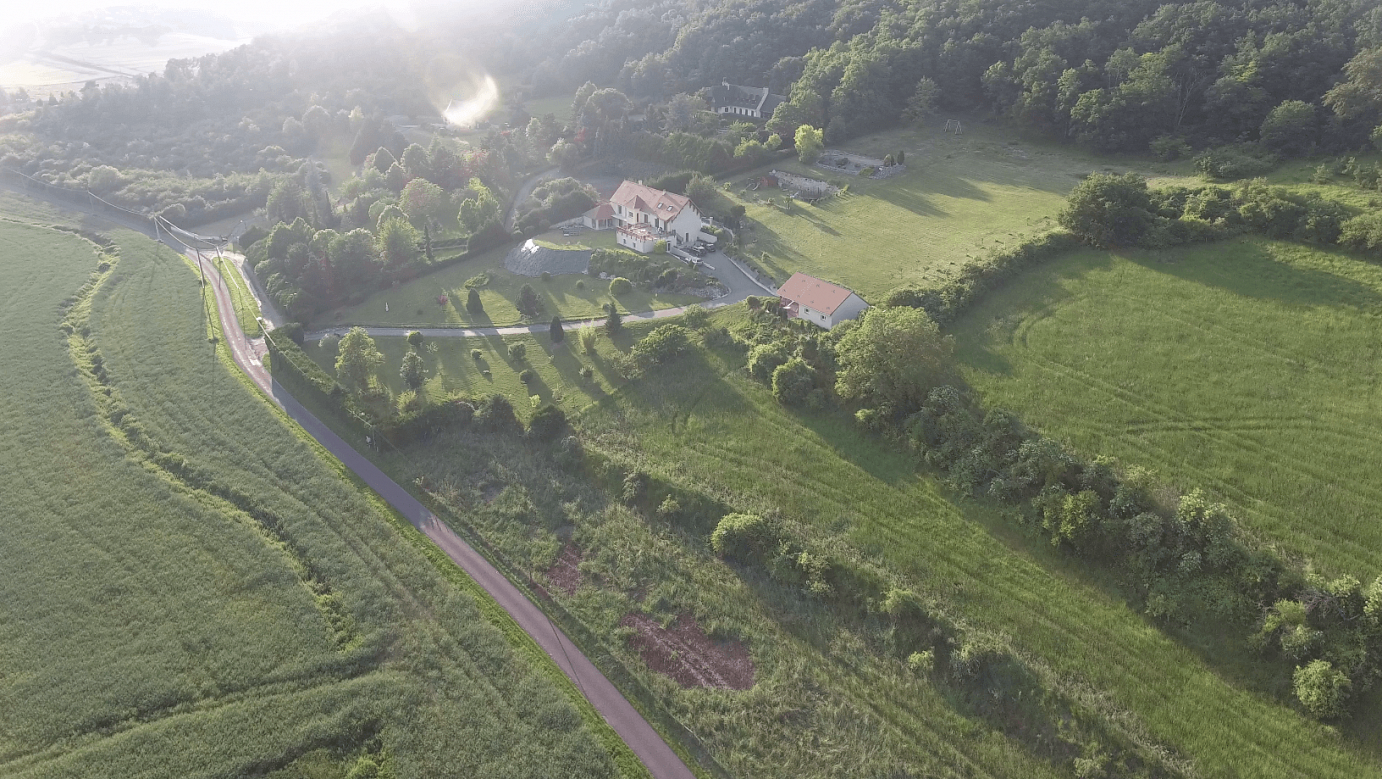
[1008,317,1382,569]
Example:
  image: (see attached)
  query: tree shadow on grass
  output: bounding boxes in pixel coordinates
[1127,238,1382,311]
[948,249,1115,378]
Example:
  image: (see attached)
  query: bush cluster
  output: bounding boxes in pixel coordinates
[1058,173,1357,254]
[706,512,1187,775]
[880,382,1382,719]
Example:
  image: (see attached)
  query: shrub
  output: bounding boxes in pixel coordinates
[1059,172,1155,247]
[1294,660,1351,719]
[907,650,935,675]
[527,404,567,440]
[577,322,598,353]
[519,369,536,384]
[549,315,564,343]
[579,365,594,380]
[710,513,781,564]
[772,357,815,406]
[604,304,623,333]
[621,470,649,506]
[508,342,527,360]
[518,283,541,316]
[746,342,790,383]
[476,393,520,432]
[609,277,633,296]
[680,304,710,330]
[1260,100,1316,156]
[1194,145,1275,179]
[541,270,552,282]
[466,287,483,313]
[653,239,668,254]
[575,279,585,290]
[656,496,682,519]
[1149,134,1192,161]
[407,330,423,348]
[632,324,692,365]
[1340,212,1382,255]
[471,348,483,360]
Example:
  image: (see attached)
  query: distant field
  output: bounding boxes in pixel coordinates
[316,237,701,329]
[0,200,630,778]
[728,123,1181,300]
[952,236,1382,580]
[523,94,572,124]
[0,34,246,94]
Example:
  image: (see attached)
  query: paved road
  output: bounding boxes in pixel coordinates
[6,188,697,779]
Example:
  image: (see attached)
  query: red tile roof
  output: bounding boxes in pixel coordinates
[611,180,695,221]
[777,272,857,316]
[585,202,615,220]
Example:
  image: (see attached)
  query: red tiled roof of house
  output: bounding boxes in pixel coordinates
[611,180,695,221]
[777,272,856,316]
[586,202,615,220]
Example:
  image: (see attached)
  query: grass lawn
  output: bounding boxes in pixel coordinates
[302,304,1382,778]
[0,193,635,778]
[314,238,702,329]
[726,122,1185,300]
[951,235,1382,582]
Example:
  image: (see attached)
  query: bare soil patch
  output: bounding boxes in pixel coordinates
[545,543,583,596]
[620,612,754,690]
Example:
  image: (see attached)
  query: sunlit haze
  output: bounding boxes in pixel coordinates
[3,0,408,33]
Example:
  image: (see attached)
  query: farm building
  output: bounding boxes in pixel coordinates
[710,80,786,119]
[777,272,869,330]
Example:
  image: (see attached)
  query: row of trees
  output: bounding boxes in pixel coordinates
[725,287,1382,721]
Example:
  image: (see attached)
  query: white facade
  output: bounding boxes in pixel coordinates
[784,292,870,330]
[616,225,660,253]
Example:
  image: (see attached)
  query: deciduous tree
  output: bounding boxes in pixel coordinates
[835,307,953,413]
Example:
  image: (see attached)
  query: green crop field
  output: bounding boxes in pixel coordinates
[727,123,1183,300]
[951,235,1382,581]
[315,238,701,330]
[0,198,636,779]
[294,306,1382,778]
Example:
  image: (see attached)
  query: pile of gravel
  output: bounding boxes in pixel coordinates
[503,239,593,277]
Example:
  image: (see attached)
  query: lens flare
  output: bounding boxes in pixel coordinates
[443,74,499,127]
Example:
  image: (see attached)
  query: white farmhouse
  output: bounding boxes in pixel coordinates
[710,81,787,120]
[582,180,709,253]
[777,272,869,330]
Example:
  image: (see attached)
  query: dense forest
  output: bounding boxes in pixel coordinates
[519,0,1382,154]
